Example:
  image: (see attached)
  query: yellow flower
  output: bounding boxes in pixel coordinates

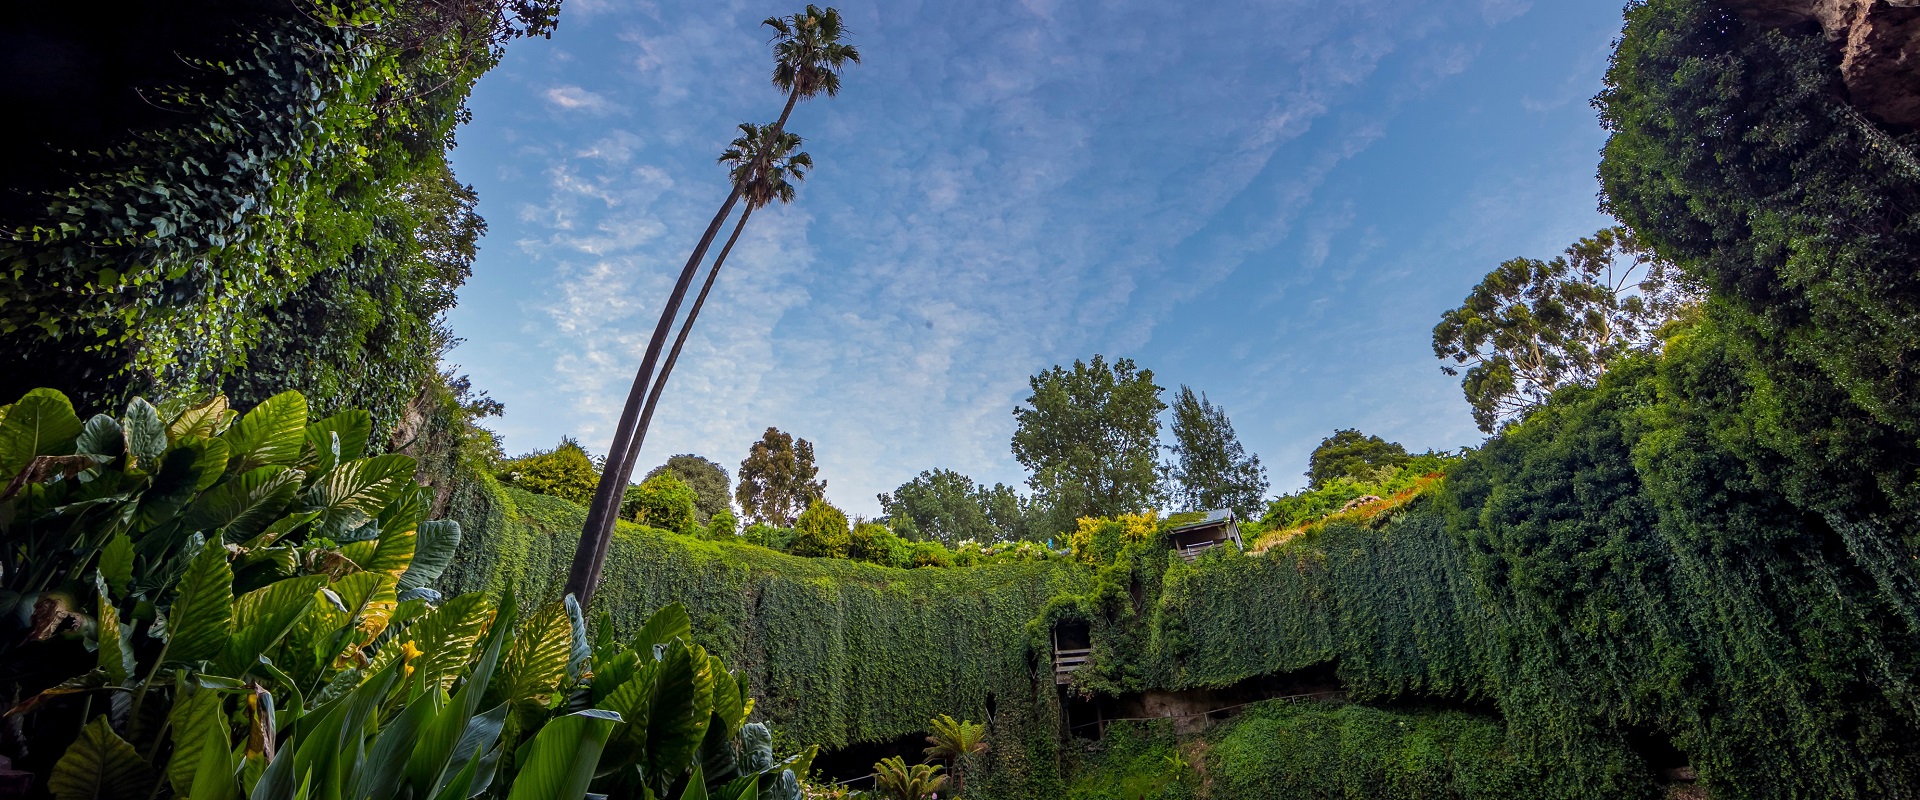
[399,640,423,681]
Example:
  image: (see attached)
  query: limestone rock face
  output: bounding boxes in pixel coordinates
[1723,0,1920,129]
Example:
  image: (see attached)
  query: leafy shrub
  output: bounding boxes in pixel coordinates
[849,521,908,567]
[628,471,699,535]
[708,507,740,539]
[1066,512,1159,564]
[790,500,851,558]
[500,436,600,505]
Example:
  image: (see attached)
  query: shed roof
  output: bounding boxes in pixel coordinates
[1167,509,1237,534]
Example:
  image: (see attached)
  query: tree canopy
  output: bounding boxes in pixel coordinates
[877,468,1029,546]
[1306,429,1408,490]
[1165,386,1268,518]
[645,453,733,522]
[1011,356,1166,534]
[735,426,826,525]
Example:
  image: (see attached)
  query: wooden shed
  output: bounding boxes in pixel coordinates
[1165,509,1243,562]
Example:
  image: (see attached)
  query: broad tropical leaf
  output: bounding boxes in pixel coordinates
[503,709,622,800]
[305,409,373,464]
[170,396,231,439]
[168,688,229,796]
[223,392,308,470]
[0,387,83,477]
[222,575,328,675]
[633,602,692,660]
[488,600,573,729]
[597,662,657,771]
[137,437,231,528]
[75,414,125,461]
[94,576,134,684]
[352,687,442,800]
[399,520,461,593]
[48,716,153,800]
[306,454,417,539]
[406,587,517,800]
[399,593,495,691]
[377,485,428,542]
[168,540,236,665]
[363,526,416,579]
[121,397,168,470]
[335,572,400,658]
[185,466,302,543]
[646,641,716,789]
[98,532,134,598]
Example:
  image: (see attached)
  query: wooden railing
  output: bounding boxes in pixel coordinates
[1176,541,1220,563]
[1054,647,1092,684]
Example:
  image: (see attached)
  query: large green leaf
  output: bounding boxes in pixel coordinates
[121,398,168,471]
[92,575,134,685]
[168,541,236,665]
[76,414,125,461]
[487,600,573,730]
[633,602,693,660]
[362,525,416,579]
[185,466,301,543]
[221,575,327,676]
[596,662,657,772]
[406,586,516,800]
[184,708,241,800]
[168,687,229,796]
[48,715,154,800]
[503,710,621,800]
[137,437,232,528]
[223,392,309,470]
[305,409,373,464]
[169,396,230,440]
[376,485,428,542]
[98,532,135,599]
[0,388,83,477]
[398,520,461,593]
[306,454,418,539]
[351,686,441,800]
[646,642,716,790]
[399,592,495,691]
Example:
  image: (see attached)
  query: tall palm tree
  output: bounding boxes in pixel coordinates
[626,124,809,475]
[923,714,989,796]
[566,6,858,603]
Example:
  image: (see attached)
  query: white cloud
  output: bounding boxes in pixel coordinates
[543,85,616,113]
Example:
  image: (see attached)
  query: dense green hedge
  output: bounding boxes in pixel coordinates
[1064,700,1532,800]
[436,476,1088,798]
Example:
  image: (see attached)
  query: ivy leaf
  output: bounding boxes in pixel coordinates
[222,391,308,470]
[48,715,154,800]
[167,540,235,665]
[398,520,460,593]
[121,397,168,471]
[0,387,84,477]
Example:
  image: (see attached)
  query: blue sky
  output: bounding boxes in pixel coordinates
[446,0,1622,516]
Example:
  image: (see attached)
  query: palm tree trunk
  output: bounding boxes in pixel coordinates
[564,183,743,603]
[566,84,802,605]
[627,206,754,468]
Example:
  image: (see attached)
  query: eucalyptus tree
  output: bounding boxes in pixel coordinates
[567,6,858,602]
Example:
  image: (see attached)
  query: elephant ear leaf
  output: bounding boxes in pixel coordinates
[121,397,168,471]
[633,602,692,661]
[48,715,154,800]
[646,642,716,787]
[398,520,460,593]
[99,532,135,598]
[168,688,229,797]
[400,593,495,691]
[487,600,574,730]
[168,542,235,665]
[306,454,417,540]
[503,709,622,800]
[186,466,302,543]
[305,410,373,464]
[0,387,83,477]
[221,575,327,675]
[137,437,231,528]
[363,526,416,580]
[76,414,125,462]
[223,392,309,470]
[169,395,231,439]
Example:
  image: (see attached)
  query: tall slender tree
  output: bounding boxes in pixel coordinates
[566,6,858,602]
[622,124,808,498]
